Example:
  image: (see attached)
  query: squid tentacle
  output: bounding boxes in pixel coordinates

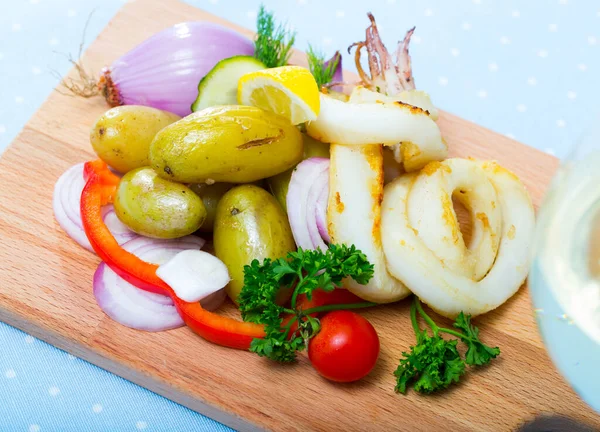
[348,13,416,95]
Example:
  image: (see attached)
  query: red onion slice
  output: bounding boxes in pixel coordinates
[102,206,138,245]
[122,236,206,305]
[93,262,184,332]
[287,158,330,251]
[93,235,226,332]
[53,163,92,251]
[306,170,329,251]
[316,183,330,243]
[53,163,137,251]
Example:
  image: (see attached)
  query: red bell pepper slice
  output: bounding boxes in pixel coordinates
[80,160,366,351]
[80,160,265,350]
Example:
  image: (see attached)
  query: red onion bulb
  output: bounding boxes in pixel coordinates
[99,22,255,116]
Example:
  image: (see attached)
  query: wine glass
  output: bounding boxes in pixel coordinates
[529,121,600,412]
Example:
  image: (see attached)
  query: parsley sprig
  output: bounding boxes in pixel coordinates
[307,46,341,88]
[254,5,296,68]
[395,297,500,394]
[238,244,375,362]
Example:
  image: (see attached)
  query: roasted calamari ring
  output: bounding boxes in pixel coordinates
[349,86,439,121]
[306,94,447,172]
[328,143,410,303]
[381,158,535,317]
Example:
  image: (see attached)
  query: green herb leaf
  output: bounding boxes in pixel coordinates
[250,331,304,363]
[238,244,374,362]
[326,243,373,285]
[395,298,499,395]
[453,312,500,366]
[238,258,284,325]
[307,46,341,88]
[394,303,465,394]
[255,5,296,68]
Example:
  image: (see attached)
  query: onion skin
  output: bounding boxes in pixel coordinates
[331,53,343,83]
[324,51,344,92]
[100,22,255,116]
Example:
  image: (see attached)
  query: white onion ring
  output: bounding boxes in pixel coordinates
[306,93,447,172]
[93,235,226,331]
[53,163,136,251]
[287,158,330,251]
[381,158,535,317]
[328,144,410,303]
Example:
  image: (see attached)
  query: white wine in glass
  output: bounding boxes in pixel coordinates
[530,123,600,412]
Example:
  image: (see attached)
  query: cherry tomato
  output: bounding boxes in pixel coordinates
[283,289,365,334]
[308,310,380,383]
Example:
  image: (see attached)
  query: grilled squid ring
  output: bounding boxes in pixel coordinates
[328,144,411,303]
[381,158,535,317]
[306,93,447,172]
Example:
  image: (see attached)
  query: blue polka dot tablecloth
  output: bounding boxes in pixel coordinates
[1,0,599,430]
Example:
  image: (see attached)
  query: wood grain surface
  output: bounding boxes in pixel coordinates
[0,0,597,430]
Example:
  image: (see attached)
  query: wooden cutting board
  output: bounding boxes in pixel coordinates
[0,0,597,430]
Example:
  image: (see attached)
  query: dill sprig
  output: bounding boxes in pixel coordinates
[254,5,296,68]
[307,46,340,88]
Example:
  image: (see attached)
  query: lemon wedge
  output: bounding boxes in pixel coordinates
[238,66,320,125]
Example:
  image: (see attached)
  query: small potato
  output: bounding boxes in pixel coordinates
[90,106,180,174]
[150,105,303,184]
[114,167,206,239]
[189,182,234,233]
[213,185,296,303]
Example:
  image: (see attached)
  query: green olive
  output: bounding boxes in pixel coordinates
[114,167,206,238]
[268,133,330,211]
[189,183,234,233]
[90,106,180,174]
[149,105,303,184]
[213,185,295,303]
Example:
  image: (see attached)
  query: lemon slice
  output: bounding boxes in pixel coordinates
[238,66,320,125]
